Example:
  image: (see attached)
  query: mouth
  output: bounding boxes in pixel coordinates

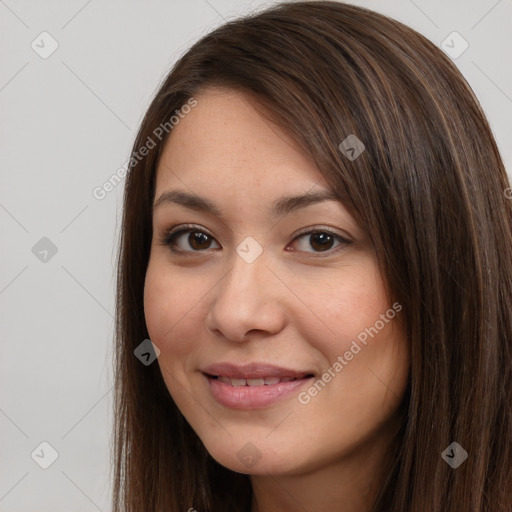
[201,362,315,409]
[204,374,314,387]
[201,362,315,382]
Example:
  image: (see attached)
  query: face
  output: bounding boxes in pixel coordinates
[144,87,410,477]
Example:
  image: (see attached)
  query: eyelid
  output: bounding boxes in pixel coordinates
[291,224,352,243]
[287,226,352,257]
[159,223,218,253]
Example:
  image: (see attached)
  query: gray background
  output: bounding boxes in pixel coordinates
[1,0,510,510]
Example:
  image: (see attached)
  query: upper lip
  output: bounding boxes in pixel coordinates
[202,362,314,380]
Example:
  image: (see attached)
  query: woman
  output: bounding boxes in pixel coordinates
[112,2,512,511]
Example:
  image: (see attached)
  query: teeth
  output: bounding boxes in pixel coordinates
[216,376,299,386]
[247,378,265,386]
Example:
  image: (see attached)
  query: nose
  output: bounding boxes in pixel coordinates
[205,249,288,343]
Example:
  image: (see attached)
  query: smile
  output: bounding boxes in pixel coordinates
[214,376,304,386]
[201,363,315,409]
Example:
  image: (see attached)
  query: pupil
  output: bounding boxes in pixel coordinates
[311,233,333,251]
[189,232,210,250]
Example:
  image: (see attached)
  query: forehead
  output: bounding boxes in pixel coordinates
[154,87,327,197]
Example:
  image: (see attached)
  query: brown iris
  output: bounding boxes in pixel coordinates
[309,232,335,252]
[188,232,212,250]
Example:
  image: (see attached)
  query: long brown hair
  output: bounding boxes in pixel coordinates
[111,2,512,510]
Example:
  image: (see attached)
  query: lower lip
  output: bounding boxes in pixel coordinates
[204,374,314,409]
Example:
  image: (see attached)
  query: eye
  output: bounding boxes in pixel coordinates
[289,228,351,255]
[160,224,220,253]
[158,224,352,256]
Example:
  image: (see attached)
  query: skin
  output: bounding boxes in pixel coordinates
[144,87,410,512]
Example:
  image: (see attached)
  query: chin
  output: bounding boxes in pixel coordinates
[202,437,304,476]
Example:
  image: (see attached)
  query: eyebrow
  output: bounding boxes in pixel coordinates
[152,189,341,217]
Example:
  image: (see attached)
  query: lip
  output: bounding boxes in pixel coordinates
[201,362,315,409]
[202,362,313,380]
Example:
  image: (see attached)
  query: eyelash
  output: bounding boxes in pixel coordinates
[158,223,352,257]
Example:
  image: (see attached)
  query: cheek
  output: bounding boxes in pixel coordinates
[292,258,391,356]
[143,260,201,357]
[143,262,205,407]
